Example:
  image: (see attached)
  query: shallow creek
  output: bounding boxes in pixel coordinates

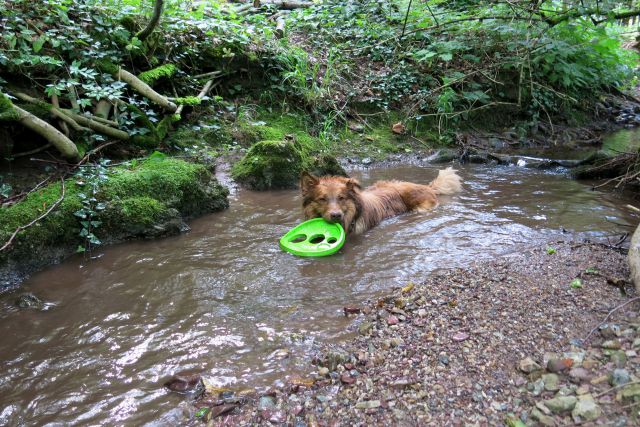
[1,164,638,425]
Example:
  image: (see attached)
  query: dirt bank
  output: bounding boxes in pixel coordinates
[192,241,640,426]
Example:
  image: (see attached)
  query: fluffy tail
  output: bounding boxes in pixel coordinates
[429,167,462,195]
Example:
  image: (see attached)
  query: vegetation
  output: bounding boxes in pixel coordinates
[0,0,639,266]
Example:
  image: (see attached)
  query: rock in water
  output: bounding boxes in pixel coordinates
[164,371,202,393]
[15,293,45,309]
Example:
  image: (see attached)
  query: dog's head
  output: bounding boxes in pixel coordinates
[300,172,361,231]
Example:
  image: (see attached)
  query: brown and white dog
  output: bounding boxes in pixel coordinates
[301,167,462,234]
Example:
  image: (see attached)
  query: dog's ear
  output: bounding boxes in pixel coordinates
[300,171,319,195]
[346,178,361,192]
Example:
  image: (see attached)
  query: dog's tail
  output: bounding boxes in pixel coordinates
[429,167,462,195]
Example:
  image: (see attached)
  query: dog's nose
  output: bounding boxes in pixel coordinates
[330,211,343,221]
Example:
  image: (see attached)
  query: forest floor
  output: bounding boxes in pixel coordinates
[195,241,640,426]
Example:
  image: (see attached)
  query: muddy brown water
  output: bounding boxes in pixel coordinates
[1,164,639,425]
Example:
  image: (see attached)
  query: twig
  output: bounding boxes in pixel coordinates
[594,380,640,398]
[582,296,640,344]
[1,176,52,206]
[12,143,53,158]
[0,178,66,252]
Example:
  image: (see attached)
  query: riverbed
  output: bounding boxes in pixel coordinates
[0,164,638,425]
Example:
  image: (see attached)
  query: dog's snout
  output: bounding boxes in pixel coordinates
[329,211,343,221]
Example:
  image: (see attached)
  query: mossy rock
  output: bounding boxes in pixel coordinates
[0,158,229,291]
[307,154,347,177]
[231,138,305,190]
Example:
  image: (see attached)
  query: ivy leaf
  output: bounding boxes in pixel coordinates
[32,35,46,53]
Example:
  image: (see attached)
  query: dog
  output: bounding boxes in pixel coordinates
[300,167,462,234]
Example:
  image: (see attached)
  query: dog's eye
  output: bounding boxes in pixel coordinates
[338,196,345,201]
[318,197,326,202]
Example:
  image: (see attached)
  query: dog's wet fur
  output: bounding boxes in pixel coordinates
[301,167,462,234]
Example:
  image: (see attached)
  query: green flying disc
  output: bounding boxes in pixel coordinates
[280,218,345,257]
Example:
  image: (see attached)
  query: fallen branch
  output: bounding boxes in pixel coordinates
[582,296,640,345]
[14,92,90,133]
[115,67,177,112]
[175,79,217,116]
[0,178,66,252]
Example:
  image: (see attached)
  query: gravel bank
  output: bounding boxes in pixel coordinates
[193,242,638,426]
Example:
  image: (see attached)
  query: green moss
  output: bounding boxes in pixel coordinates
[1,158,228,267]
[232,139,305,190]
[0,181,83,262]
[0,93,20,121]
[138,64,177,86]
[101,158,228,216]
[118,196,167,225]
[174,96,201,106]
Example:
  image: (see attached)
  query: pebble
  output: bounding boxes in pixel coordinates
[519,357,542,373]
[609,350,627,368]
[387,315,399,325]
[608,369,630,387]
[258,395,277,411]
[547,358,573,373]
[568,367,591,383]
[542,373,560,391]
[358,322,373,336]
[355,400,380,409]
[599,323,621,339]
[572,394,602,422]
[318,367,329,377]
[530,408,556,426]
[601,339,622,350]
[452,332,469,342]
[543,395,577,413]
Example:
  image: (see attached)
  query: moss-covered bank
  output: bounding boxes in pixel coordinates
[0,158,229,292]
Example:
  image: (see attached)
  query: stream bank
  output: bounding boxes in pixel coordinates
[194,242,639,426]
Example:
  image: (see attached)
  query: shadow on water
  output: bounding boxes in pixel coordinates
[1,164,638,425]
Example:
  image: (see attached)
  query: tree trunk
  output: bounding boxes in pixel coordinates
[136,0,164,41]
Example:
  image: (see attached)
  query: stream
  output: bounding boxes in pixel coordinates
[1,163,638,425]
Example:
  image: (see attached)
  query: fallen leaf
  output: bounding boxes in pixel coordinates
[392,122,405,134]
[401,282,414,293]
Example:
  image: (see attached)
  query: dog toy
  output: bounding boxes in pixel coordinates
[280,218,345,257]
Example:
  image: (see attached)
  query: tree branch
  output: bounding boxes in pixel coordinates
[136,0,164,41]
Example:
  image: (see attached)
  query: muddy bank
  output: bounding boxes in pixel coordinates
[190,242,640,426]
[0,158,228,293]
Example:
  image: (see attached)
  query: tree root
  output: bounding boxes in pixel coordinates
[115,67,177,112]
[13,105,79,160]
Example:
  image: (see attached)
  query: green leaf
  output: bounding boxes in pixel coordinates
[149,151,167,162]
[32,35,46,53]
[546,247,556,255]
[76,245,86,253]
[195,407,208,418]
[439,52,453,62]
[570,278,583,289]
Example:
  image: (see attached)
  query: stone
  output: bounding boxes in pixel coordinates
[355,400,380,409]
[599,323,621,339]
[633,338,640,349]
[542,373,560,391]
[621,383,640,400]
[547,358,573,373]
[15,293,45,309]
[563,351,585,366]
[609,350,627,368]
[543,396,577,413]
[530,408,556,426]
[601,339,622,350]
[576,385,590,395]
[568,367,591,383]
[258,395,277,411]
[572,395,602,422]
[609,369,630,387]
[358,322,373,336]
[519,357,542,373]
[318,367,329,377]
